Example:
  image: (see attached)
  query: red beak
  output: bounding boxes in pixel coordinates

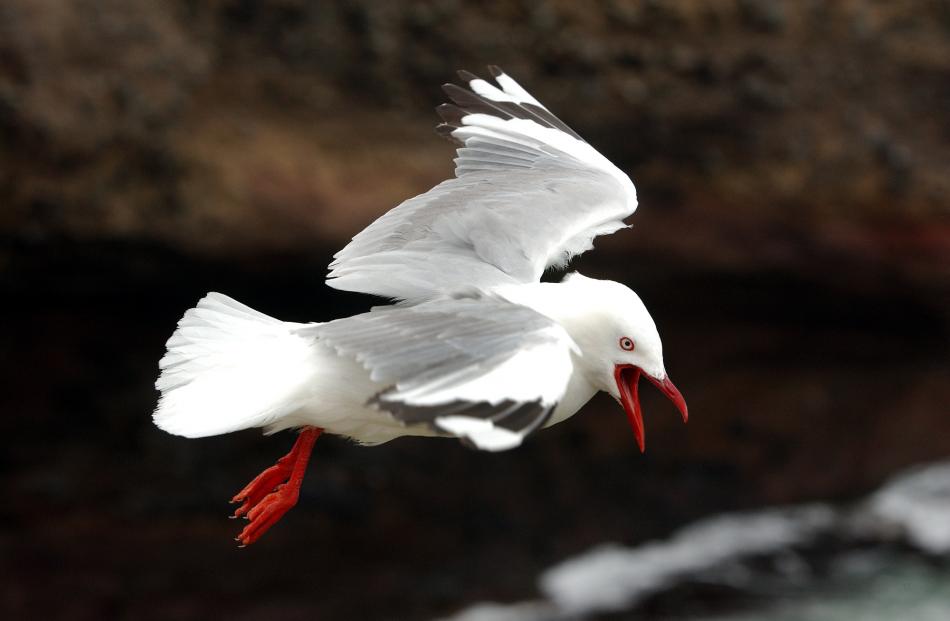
[613,364,689,453]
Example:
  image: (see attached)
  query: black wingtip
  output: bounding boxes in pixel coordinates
[457,69,479,83]
[435,63,584,142]
[441,82,469,99]
[435,123,464,145]
[436,102,465,125]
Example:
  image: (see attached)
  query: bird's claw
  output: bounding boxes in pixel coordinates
[229,462,293,519]
[234,488,298,546]
[227,427,321,546]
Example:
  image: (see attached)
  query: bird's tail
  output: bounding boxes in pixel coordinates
[153,293,317,438]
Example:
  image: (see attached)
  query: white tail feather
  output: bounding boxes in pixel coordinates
[153,293,317,438]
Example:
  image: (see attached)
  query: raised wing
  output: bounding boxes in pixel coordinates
[308,293,577,450]
[327,66,638,301]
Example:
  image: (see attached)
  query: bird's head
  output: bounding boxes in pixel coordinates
[560,273,688,452]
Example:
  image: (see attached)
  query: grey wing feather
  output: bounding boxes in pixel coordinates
[308,294,576,450]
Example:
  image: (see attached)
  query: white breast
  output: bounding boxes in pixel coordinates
[545,357,598,428]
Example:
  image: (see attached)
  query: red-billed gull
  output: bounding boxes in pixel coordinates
[153,67,688,546]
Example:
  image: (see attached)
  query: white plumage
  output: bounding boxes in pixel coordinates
[155,293,316,438]
[152,67,688,545]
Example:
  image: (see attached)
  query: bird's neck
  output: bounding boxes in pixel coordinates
[491,280,608,388]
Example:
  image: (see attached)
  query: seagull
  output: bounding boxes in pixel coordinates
[153,66,688,546]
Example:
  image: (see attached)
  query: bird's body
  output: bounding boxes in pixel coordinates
[156,276,634,447]
[153,67,688,545]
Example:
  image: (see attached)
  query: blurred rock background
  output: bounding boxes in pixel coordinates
[1,1,948,619]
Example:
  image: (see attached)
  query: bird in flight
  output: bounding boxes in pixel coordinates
[154,66,688,546]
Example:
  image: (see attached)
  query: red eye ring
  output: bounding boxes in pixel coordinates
[619,336,635,351]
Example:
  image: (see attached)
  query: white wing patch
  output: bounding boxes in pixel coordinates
[435,416,524,452]
[468,70,545,108]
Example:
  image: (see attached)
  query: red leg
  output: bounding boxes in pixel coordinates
[231,426,322,546]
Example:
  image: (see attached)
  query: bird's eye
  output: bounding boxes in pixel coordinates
[619,336,635,351]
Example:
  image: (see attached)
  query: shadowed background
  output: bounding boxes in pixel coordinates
[2,1,949,619]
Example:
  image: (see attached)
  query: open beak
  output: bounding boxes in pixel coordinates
[613,364,688,453]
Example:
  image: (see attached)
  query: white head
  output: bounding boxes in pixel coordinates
[554,273,688,451]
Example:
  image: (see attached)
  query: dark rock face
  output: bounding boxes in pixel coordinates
[3,1,949,277]
[1,2,948,620]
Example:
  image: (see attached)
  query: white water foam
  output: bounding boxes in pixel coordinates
[439,460,950,621]
[858,461,950,554]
